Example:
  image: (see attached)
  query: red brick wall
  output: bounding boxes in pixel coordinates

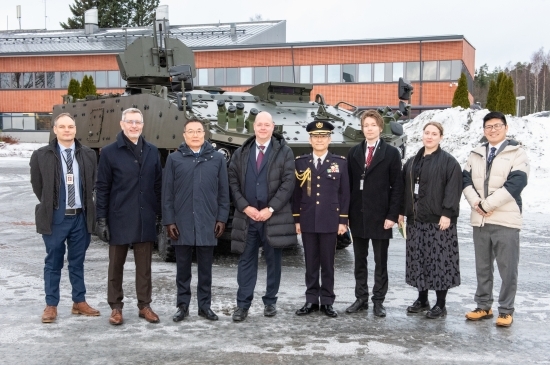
[0,54,119,72]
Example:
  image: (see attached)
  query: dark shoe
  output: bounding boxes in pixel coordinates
[373,302,386,317]
[345,298,369,313]
[198,308,219,321]
[139,306,160,323]
[232,307,248,322]
[296,303,320,316]
[264,304,277,317]
[320,304,338,318]
[173,305,189,322]
[72,301,100,316]
[426,305,447,319]
[42,305,57,323]
[407,300,430,313]
[109,309,123,325]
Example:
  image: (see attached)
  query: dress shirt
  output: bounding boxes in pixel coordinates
[312,151,329,169]
[59,143,82,209]
[256,139,271,159]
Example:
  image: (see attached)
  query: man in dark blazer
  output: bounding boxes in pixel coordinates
[292,120,350,318]
[162,118,230,322]
[95,107,162,325]
[346,110,403,317]
[228,111,297,322]
[30,113,100,323]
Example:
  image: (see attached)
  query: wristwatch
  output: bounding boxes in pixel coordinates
[268,207,275,213]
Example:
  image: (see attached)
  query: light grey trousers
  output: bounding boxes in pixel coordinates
[473,223,520,314]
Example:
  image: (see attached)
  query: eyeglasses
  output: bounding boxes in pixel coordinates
[310,134,330,139]
[484,123,505,131]
[123,119,144,126]
[184,130,205,135]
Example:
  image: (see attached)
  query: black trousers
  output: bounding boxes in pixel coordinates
[302,232,337,305]
[174,245,215,310]
[108,242,153,310]
[352,237,389,303]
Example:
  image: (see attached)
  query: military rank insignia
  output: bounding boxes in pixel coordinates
[329,162,340,173]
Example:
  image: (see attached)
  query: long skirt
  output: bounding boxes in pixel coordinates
[405,222,460,291]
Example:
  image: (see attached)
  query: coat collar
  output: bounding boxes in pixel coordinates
[353,139,387,173]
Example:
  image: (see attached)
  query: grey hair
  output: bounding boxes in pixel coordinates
[53,113,75,126]
[121,108,144,122]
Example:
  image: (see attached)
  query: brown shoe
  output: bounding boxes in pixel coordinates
[72,301,100,316]
[42,305,57,323]
[139,306,160,323]
[109,309,123,325]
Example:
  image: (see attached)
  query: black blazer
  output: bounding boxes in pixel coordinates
[347,139,403,239]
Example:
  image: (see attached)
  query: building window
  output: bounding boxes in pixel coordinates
[35,73,45,88]
[406,62,420,81]
[46,72,56,88]
[107,71,119,87]
[451,60,462,80]
[0,74,10,88]
[384,63,393,82]
[71,71,83,83]
[214,68,225,86]
[120,74,126,88]
[392,63,403,81]
[60,72,70,88]
[226,68,239,85]
[299,65,311,83]
[373,63,385,82]
[327,65,341,83]
[439,61,451,80]
[268,66,281,82]
[240,68,253,85]
[197,69,208,86]
[342,64,356,83]
[282,66,294,82]
[255,67,267,84]
[422,61,437,81]
[95,71,107,88]
[312,65,326,83]
[358,64,371,82]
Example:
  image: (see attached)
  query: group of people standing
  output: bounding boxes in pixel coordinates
[30,107,529,328]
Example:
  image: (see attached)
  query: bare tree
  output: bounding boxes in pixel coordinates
[531,48,544,112]
[249,14,263,22]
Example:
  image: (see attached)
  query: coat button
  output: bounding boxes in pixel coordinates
[316,193,320,196]
[316,201,319,204]
[317,176,320,179]
[337,208,339,211]
[317,184,320,187]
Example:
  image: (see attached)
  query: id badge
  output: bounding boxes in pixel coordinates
[414,183,419,195]
[66,174,74,185]
[360,180,364,190]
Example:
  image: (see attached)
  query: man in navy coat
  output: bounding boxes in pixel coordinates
[292,120,350,318]
[162,117,230,322]
[95,107,162,325]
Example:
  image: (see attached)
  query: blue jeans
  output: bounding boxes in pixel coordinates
[236,223,282,309]
[42,212,90,306]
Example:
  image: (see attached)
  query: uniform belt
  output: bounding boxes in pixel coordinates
[65,208,83,215]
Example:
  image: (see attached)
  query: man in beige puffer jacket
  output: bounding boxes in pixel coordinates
[462,111,529,327]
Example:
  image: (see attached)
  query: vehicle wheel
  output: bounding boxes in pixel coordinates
[157,227,176,262]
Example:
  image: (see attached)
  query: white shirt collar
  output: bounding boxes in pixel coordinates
[312,151,329,165]
[488,140,504,152]
[256,139,271,150]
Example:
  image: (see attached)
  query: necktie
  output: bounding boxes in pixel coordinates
[256,145,265,171]
[366,146,375,168]
[65,149,75,208]
[316,158,322,171]
[194,152,199,158]
[487,147,497,164]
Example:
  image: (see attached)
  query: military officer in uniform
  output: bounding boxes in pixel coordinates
[292,120,350,318]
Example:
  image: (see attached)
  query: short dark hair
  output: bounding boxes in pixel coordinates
[53,113,75,126]
[483,111,507,127]
[183,117,204,132]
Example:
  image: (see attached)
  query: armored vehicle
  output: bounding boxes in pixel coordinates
[52,26,413,261]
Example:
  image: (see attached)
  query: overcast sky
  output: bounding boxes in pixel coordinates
[1,0,548,70]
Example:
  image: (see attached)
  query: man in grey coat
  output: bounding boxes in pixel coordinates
[228,111,297,322]
[162,117,230,322]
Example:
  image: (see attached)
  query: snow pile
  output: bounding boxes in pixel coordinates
[0,142,46,158]
[404,107,550,213]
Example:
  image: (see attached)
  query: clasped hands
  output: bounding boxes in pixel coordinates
[474,200,493,217]
[243,206,272,222]
[165,221,226,241]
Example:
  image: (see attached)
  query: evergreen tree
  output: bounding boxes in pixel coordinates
[67,79,81,100]
[60,0,97,29]
[495,71,506,96]
[80,75,97,98]
[100,0,131,28]
[130,0,160,26]
[452,73,471,108]
[486,80,498,111]
[497,76,516,115]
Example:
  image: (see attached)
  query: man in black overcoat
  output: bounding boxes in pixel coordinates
[292,120,350,318]
[346,110,403,317]
[95,107,162,325]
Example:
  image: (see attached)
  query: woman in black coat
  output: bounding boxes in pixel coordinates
[346,110,403,317]
[399,121,462,319]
